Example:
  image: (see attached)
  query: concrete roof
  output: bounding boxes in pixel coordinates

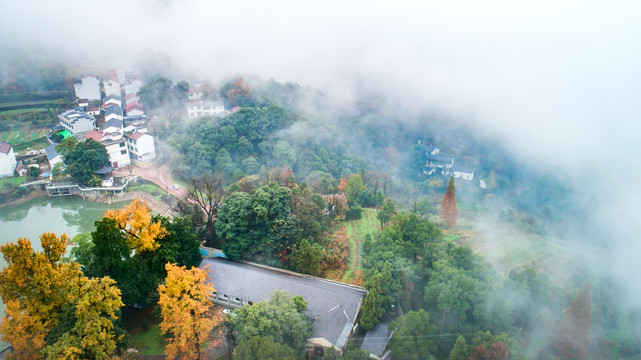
[200,257,367,351]
[361,322,392,357]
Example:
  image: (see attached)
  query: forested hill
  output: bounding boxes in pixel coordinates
[153,76,580,231]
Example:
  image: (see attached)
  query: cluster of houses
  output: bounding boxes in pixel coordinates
[424,144,475,181]
[41,71,157,184]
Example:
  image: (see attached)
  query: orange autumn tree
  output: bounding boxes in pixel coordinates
[0,233,124,360]
[440,176,458,227]
[105,198,167,252]
[553,282,592,360]
[158,263,220,360]
[0,233,80,359]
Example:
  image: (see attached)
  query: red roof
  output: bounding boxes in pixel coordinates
[125,93,137,100]
[126,102,143,110]
[87,107,100,112]
[188,85,204,94]
[84,130,104,142]
[127,132,145,141]
[0,142,12,154]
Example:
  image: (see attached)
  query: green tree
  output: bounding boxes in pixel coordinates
[230,291,311,352]
[234,336,296,360]
[360,272,387,331]
[339,174,368,206]
[289,239,324,276]
[56,138,110,186]
[273,140,296,167]
[388,310,437,360]
[449,335,471,360]
[217,183,293,261]
[215,148,235,179]
[343,348,371,360]
[377,199,396,228]
[440,176,457,227]
[27,166,40,179]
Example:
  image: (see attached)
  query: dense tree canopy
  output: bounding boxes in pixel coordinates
[56,138,109,186]
[230,291,311,353]
[217,183,293,262]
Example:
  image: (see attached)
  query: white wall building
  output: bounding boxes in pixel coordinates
[103,80,121,97]
[451,166,475,181]
[0,142,17,178]
[187,100,226,118]
[126,131,156,164]
[73,76,101,101]
[58,109,97,138]
[84,130,131,169]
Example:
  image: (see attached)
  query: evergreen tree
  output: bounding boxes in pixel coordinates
[440,176,458,227]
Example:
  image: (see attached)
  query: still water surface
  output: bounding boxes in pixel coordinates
[0,196,127,350]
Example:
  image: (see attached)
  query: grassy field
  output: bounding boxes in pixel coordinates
[0,177,26,191]
[129,324,166,355]
[460,218,574,280]
[341,208,379,284]
[128,183,166,202]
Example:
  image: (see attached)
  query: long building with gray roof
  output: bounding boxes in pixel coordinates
[200,257,367,355]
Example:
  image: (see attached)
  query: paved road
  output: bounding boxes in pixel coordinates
[114,163,188,199]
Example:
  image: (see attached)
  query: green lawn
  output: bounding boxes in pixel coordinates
[128,183,166,201]
[129,324,166,355]
[0,177,26,191]
[341,208,380,283]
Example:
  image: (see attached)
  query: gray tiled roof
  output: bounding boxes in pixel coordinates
[45,144,60,161]
[427,154,454,163]
[200,257,367,351]
[104,105,123,117]
[361,322,392,357]
[103,118,123,130]
[452,165,475,174]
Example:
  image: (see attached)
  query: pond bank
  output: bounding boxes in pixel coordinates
[0,189,178,217]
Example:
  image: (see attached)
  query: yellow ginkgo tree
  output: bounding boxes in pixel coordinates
[158,263,221,360]
[105,198,168,252]
[0,233,124,360]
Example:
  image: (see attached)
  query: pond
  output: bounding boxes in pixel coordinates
[0,195,128,351]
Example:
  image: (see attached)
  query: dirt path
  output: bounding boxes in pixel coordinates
[351,220,361,268]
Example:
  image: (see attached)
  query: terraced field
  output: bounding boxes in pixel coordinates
[462,219,575,280]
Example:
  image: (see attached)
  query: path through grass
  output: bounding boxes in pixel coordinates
[342,208,379,283]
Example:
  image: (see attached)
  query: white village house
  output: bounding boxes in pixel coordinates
[45,143,63,170]
[187,100,227,118]
[85,130,131,169]
[0,142,17,178]
[126,131,156,165]
[73,76,101,101]
[58,109,97,139]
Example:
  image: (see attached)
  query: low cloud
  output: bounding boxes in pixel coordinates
[2,0,641,298]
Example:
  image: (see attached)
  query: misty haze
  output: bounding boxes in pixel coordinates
[0,1,640,359]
